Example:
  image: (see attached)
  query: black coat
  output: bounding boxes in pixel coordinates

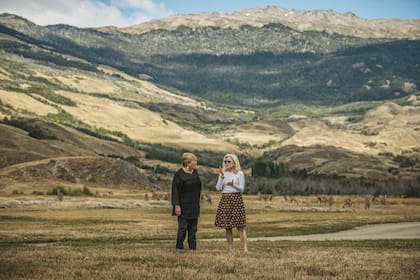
[171,168,202,219]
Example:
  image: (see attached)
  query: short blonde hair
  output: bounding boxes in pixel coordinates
[182,152,197,167]
[222,153,241,173]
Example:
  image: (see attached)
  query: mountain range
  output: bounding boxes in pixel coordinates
[0,6,419,194]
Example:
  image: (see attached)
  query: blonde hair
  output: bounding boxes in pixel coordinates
[182,152,197,167]
[222,153,241,173]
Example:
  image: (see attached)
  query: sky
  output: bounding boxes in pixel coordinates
[0,0,419,28]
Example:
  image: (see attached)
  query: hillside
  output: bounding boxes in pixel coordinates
[0,7,419,194]
[0,50,238,152]
[0,9,419,106]
[0,121,150,192]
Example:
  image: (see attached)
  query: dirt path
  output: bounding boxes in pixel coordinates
[249,222,420,241]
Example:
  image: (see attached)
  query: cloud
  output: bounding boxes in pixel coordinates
[114,0,164,12]
[0,0,172,27]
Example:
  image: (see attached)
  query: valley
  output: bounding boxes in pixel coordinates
[0,7,419,195]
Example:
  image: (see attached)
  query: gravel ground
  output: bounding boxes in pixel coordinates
[249,222,420,241]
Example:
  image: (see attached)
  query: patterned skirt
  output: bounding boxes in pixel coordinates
[215,193,246,229]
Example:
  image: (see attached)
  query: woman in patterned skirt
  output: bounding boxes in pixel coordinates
[214,154,248,252]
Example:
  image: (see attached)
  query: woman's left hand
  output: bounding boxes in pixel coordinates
[227,179,234,186]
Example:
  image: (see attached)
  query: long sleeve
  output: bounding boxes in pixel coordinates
[216,171,245,193]
[235,171,245,193]
[171,169,201,218]
[215,177,224,191]
[171,171,181,206]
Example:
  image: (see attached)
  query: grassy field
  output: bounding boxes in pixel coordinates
[0,194,419,279]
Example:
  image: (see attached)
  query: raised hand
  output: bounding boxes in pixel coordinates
[219,167,225,179]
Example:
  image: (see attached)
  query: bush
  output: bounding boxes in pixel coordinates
[26,85,77,106]
[404,182,420,197]
[27,126,56,139]
[125,156,140,164]
[145,144,226,168]
[82,186,93,196]
[251,160,289,177]
[48,185,93,196]
[394,155,416,168]
[48,185,67,195]
[151,164,169,174]
[31,191,45,195]
[12,190,24,195]
[1,117,57,140]
[245,175,420,197]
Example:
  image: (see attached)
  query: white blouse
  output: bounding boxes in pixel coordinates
[215,171,245,193]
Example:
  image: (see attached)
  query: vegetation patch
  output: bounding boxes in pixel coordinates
[47,185,93,196]
[1,117,57,139]
[145,143,227,168]
[26,85,76,106]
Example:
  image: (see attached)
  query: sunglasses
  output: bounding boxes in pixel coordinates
[224,160,232,164]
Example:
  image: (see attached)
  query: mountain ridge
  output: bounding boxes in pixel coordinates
[102,6,420,39]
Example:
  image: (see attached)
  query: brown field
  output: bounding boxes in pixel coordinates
[0,194,419,279]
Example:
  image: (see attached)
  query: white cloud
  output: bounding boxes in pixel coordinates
[115,0,163,12]
[0,0,172,27]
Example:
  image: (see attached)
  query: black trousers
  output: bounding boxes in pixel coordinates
[176,216,198,250]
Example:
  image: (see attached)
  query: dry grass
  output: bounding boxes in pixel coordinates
[1,241,419,280]
[1,195,419,241]
[0,89,58,116]
[219,119,291,146]
[58,91,236,152]
[0,53,236,152]
[283,103,420,156]
[0,195,419,279]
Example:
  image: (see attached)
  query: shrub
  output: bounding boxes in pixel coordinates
[27,126,57,139]
[125,156,140,164]
[12,190,24,195]
[82,186,93,196]
[145,144,229,168]
[393,155,416,168]
[26,85,77,106]
[48,185,67,195]
[251,160,289,177]
[245,174,420,197]
[47,185,93,196]
[1,117,57,139]
[154,164,170,174]
[31,191,45,195]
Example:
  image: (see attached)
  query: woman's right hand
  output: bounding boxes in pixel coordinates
[219,167,224,179]
[175,205,181,216]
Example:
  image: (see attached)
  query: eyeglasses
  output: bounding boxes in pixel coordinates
[224,160,232,164]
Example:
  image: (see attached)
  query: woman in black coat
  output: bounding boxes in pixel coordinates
[171,152,202,250]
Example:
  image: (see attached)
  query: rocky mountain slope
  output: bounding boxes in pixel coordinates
[114,6,420,39]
